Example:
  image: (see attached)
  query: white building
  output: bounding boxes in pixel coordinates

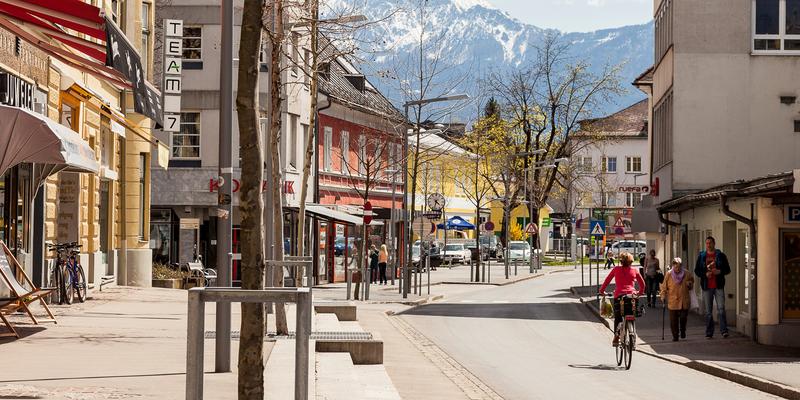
[151,1,313,281]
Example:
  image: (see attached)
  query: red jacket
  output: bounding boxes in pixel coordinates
[600,266,646,298]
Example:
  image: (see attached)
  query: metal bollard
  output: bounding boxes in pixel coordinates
[295,290,312,399]
[186,291,205,400]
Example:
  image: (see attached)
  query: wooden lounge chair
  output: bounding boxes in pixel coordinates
[0,298,19,338]
[0,241,56,326]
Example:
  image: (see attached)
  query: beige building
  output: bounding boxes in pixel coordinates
[0,0,165,292]
[639,0,800,346]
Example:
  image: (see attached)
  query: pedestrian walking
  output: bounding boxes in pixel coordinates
[369,245,379,284]
[605,248,615,270]
[661,257,694,341]
[644,250,662,307]
[694,236,731,339]
[379,244,389,285]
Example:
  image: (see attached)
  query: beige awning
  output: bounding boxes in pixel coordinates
[0,105,99,183]
[301,205,383,227]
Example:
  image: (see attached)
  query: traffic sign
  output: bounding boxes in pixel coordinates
[363,201,373,225]
[422,210,442,220]
[541,217,552,227]
[484,221,495,231]
[525,223,539,234]
[590,220,606,236]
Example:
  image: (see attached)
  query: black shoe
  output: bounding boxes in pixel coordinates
[722,332,729,338]
[680,332,686,339]
[705,335,713,340]
[672,337,679,342]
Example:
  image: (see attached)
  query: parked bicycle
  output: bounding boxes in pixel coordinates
[603,292,642,370]
[47,242,86,304]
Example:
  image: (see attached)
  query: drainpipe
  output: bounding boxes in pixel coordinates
[721,195,758,343]
[313,94,331,283]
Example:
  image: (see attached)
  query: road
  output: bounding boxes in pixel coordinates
[399,268,779,399]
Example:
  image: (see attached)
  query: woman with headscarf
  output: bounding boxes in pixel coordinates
[661,257,695,341]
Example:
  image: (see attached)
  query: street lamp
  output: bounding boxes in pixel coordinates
[401,93,469,298]
[385,168,399,287]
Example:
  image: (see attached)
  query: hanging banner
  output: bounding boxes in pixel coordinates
[104,17,163,127]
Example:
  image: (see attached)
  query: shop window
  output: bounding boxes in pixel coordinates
[782,230,800,319]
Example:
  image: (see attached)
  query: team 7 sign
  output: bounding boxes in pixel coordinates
[162,19,183,133]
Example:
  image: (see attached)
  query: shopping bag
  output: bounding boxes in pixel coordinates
[689,289,700,311]
[600,296,614,318]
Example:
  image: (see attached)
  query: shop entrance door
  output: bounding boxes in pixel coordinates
[781,230,800,320]
[99,180,110,275]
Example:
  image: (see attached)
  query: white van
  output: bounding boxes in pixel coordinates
[609,240,647,260]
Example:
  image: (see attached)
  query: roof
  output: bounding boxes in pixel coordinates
[633,66,654,87]
[575,99,648,138]
[317,35,405,123]
[658,171,796,213]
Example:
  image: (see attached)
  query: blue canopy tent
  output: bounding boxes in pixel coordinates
[437,216,476,231]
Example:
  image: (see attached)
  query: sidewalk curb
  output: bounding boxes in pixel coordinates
[366,294,444,307]
[576,295,800,400]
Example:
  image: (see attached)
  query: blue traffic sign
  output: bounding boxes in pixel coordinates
[590,220,606,236]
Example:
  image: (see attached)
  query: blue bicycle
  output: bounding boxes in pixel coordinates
[47,242,86,304]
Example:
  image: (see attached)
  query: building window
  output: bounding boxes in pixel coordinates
[603,192,617,207]
[286,114,298,169]
[172,112,200,159]
[579,156,593,173]
[291,32,300,77]
[182,26,202,64]
[626,192,643,208]
[753,0,800,52]
[626,156,642,173]
[340,131,349,172]
[655,0,673,62]
[653,91,673,169]
[141,2,151,76]
[358,134,366,176]
[324,126,332,171]
[110,0,119,23]
[602,156,617,173]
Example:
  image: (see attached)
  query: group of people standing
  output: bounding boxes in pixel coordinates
[600,236,731,344]
[369,244,390,285]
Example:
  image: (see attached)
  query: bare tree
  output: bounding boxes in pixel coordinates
[236,1,266,397]
[483,34,624,256]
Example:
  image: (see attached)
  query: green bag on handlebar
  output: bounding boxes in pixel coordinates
[600,297,614,319]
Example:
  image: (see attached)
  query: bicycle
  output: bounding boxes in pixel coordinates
[47,242,86,305]
[603,292,642,370]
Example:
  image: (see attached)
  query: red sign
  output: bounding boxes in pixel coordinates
[651,177,660,196]
[363,201,373,225]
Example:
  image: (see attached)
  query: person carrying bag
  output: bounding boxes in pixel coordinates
[661,257,695,341]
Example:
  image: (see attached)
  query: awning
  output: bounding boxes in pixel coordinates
[631,196,662,234]
[437,216,475,230]
[298,205,383,226]
[0,105,99,184]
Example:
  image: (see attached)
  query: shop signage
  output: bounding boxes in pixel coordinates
[541,217,552,227]
[786,205,800,223]
[105,17,163,126]
[162,19,183,132]
[0,71,33,110]
[180,218,200,230]
[618,185,650,193]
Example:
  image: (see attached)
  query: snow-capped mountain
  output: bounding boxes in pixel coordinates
[325,0,654,120]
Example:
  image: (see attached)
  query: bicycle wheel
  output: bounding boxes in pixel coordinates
[61,266,73,305]
[615,341,623,366]
[75,265,87,303]
[625,322,635,370]
[48,264,61,304]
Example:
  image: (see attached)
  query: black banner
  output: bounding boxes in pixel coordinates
[104,18,163,127]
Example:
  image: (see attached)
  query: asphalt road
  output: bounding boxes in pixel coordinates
[399,269,779,400]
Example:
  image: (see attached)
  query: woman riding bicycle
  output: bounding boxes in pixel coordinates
[599,252,646,346]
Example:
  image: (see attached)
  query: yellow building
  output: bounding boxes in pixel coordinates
[488,201,552,246]
[0,1,165,290]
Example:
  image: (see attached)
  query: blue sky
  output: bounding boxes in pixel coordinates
[488,0,653,32]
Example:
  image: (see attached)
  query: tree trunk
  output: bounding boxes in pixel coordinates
[236,1,266,398]
[268,0,289,335]
[296,0,319,285]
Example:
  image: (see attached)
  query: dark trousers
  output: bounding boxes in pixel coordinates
[605,258,614,269]
[645,276,660,306]
[378,263,387,284]
[669,309,689,339]
[612,296,634,333]
[370,267,378,283]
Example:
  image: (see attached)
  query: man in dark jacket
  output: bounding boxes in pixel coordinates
[694,236,731,339]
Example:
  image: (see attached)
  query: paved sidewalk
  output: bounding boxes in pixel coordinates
[574,287,800,399]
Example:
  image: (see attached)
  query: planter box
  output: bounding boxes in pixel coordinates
[152,278,183,289]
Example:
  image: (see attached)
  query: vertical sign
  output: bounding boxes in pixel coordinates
[163,19,183,133]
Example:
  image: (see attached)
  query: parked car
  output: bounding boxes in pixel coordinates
[479,235,502,258]
[411,241,442,271]
[333,236,357,256]
[465,240,490,261]
[442,243,471,264]
[506,241,533,262]
[609,240,647,260]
